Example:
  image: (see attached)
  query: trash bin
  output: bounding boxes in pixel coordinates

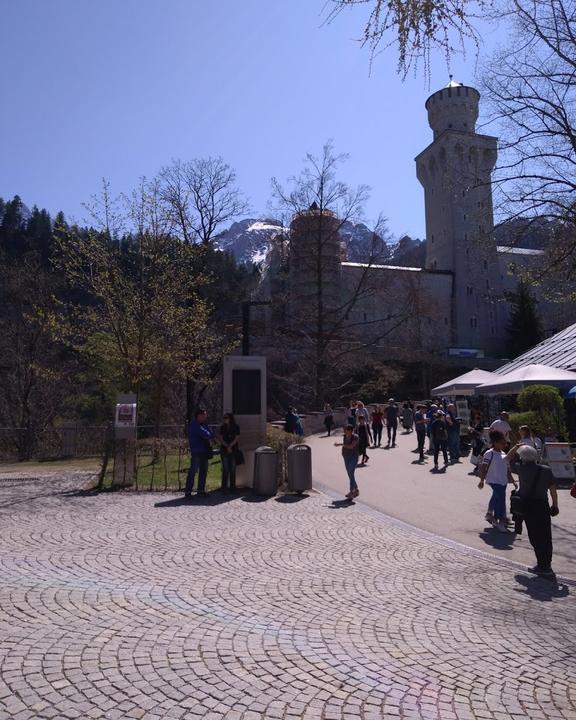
[253,446,278,496]
[287,443,312,494]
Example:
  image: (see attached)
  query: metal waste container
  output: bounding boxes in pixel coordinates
[287,443,312,493]
[253,446,278,496]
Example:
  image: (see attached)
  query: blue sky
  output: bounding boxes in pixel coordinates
[0,0,501,239]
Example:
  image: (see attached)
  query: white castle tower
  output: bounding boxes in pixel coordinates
[416,80,504,355]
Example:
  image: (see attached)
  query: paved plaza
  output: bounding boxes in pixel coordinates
[1,470,575,720]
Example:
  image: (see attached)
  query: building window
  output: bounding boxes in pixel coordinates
[486,279,490,289]
[363,313,367,322]
[466,285,473,296]
[470,317,478,329]
[444,317,448,325]
[483,260,488,270]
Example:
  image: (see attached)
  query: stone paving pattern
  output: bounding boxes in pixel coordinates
[1,474,575,720]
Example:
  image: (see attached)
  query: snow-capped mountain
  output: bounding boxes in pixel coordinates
[216,218,285,264]
[216,217,391,265]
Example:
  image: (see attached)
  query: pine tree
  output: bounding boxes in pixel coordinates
[506,280,544,357]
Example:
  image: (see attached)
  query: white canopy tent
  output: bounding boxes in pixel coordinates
[431,368,499,397]
[474,364,576,395]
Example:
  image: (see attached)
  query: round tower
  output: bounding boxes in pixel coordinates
[425,80,480,139]
[288,203,343,327]
[416,80,503,354]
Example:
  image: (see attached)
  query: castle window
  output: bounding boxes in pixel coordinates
[470,317,478,329]
[486,279,490,289]
[363,313,367,322]
[483,260,488,270]
[466,286,473,296]
[464,234,468,241]
[463,214,467,220]
[462,190,465,197]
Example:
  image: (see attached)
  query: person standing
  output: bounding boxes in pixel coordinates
[478,430,517,533]
[414,404,427,462]
[335,425,360,500]
[323,403,334,437]
[401,403,414,432]
[186,408,215,498]
[355,401,370,426]
[357,416,372,465]
[371,405,384,447]
[218,413,240,492]
[489,411,512,445]
[384,398,399,447]
[430,410,449,469]
[426,403,438,455]
[347,401,357,428]
[445,403,460,463]
[505,444,559,576]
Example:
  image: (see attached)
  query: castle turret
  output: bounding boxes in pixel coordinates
[416,80,504,354]
[288,203,343,328]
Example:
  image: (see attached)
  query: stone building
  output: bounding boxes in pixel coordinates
[256,81,573,363]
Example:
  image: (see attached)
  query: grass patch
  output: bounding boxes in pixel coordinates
[103,450,223,492]
[0,457,101,474]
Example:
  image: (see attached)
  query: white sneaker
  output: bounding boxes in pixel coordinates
[496,521,510,533]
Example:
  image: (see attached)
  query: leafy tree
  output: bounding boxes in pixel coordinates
[513,384,567,439]
[506,280,544,357]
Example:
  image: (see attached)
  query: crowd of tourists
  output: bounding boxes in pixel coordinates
[334,399,562,578]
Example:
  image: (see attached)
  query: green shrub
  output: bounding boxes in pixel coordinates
[267,426,303,484]
[514,385,567,439]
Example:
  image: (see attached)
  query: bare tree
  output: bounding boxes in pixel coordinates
[483,0,576,278]
[325,0,486,76]
[270,142,419,407]
[159,157,249,245]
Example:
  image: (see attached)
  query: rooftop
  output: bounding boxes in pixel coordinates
[495,321,576,374]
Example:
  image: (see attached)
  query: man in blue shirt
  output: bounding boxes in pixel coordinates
[186,408,214,498]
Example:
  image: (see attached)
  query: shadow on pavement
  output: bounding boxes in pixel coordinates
[479,527,515,550]
[155,490,245,508]
[329,499,354,509]
[430,466,447,474]
[241,493,271,503]
[275,493,309,503]
[514,573,570,601]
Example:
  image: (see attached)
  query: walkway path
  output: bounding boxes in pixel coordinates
[307,430,576,580]
[1,472,575,720]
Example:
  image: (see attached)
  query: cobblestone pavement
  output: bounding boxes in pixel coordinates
[1,474,575,720]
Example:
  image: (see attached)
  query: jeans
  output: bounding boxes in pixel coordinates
[433,439,448,466]
[448,431,460,461]
[416,429,426,459]
[524,499,553,569]
[387,422,397,444]
[343,454,358,493]
[488,483,507,522]
[186,453,209,494]
[372,424,383,445]
[220,450,236,489]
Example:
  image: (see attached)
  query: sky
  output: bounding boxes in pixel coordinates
[0,0,503,240]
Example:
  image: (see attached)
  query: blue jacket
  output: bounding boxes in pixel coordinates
[188,420,214,455]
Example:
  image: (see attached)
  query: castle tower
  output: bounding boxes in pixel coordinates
[288,203,343,329]
[416,81,504,354]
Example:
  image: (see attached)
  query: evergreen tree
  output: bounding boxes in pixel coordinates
[506,280,544,357]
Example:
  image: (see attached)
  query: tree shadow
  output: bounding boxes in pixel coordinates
[513,573,570,601]
[479,527,516,550]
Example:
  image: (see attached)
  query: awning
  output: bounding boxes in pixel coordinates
[431,368,499,397]
[474,364,576,395]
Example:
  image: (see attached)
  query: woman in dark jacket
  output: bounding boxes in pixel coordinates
[218,413,240,491]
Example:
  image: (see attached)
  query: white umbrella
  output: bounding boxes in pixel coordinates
[474,364,576,395]
[431,368,499,397]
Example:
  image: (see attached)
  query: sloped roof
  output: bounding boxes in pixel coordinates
[431,368,498,396]
[476,364,576,395]
[495,322,576,374]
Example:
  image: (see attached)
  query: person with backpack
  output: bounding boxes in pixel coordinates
[506,444,559,576]
[478,430,517,533]
[430,409,449,469]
